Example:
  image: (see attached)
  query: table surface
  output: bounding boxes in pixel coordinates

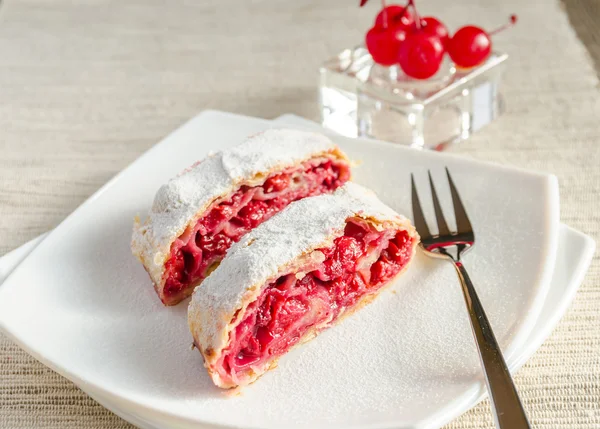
[1,0,599,428]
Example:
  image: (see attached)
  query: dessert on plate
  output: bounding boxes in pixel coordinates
[131,129,351,305]
[188,182,419,388]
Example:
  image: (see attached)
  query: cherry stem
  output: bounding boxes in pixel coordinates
[381,0,388,29]
[395,0,416,29]
[406,0,421,30]
[489,14,518,36]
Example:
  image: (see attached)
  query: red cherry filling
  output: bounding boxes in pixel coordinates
[215,219,415,386]
[161,158,350,305]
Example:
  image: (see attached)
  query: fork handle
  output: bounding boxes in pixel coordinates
[453,261,532,429]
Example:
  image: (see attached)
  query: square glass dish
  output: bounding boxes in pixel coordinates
[319,47,508,150]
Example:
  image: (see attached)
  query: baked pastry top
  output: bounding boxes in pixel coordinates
[131,128,350,305]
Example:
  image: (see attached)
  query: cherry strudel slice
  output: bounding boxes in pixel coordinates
[131,129,351,306]
[188,183,419,388]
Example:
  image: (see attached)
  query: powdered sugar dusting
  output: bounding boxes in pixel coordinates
[188,182,417,365]
[131,129,343,297]
[222,130,335,181]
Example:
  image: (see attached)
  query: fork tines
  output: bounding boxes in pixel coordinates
[410,168,474,244]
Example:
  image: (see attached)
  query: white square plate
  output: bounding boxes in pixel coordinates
[0,111,560,429]
[1,224,593,429]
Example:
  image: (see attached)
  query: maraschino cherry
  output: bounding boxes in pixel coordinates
[361,0,516,78]
[396,1,446,79]
[448,15,517,68]
[398,31,444,79]
[397,11,445,79]
[419,17,449,47]
[374,4,413,29]
[365,0,448,79]
[366,2,413,66]
[366,25,408,66]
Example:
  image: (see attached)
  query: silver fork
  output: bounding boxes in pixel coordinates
[411,168,531,429]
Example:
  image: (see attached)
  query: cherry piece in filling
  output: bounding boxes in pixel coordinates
[217,220,414,384]
[160,158,350,304]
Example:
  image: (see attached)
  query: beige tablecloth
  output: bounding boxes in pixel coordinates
[1,0,599,427]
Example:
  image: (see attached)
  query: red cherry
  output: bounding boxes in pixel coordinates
[366,25,407,66]
[374,5,414,30]
[447,26,490,68]
[263,173,289,193]
[448,15,517,69]
[398,32,444,79]
[419,17,449,47]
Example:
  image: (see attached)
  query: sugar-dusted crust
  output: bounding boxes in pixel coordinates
[130,128,349,304]
[188,182,419,388]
